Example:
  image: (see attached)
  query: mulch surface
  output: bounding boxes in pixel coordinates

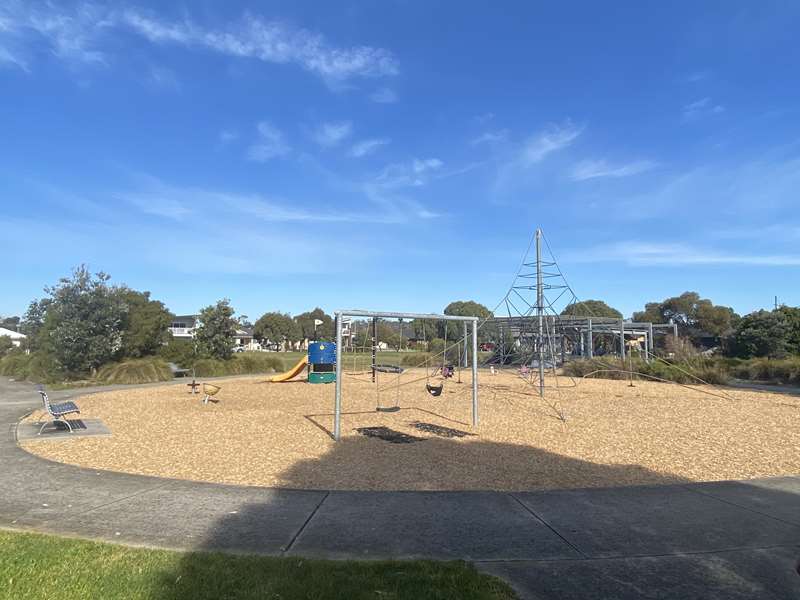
[20,368,800,491]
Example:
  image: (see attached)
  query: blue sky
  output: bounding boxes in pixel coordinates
[2,1,800,321]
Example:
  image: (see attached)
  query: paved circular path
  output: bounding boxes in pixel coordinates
[2,376,798,599]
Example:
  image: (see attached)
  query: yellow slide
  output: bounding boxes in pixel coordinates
[269,355,308,382]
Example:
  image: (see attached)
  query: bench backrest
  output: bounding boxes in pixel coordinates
[38,390,53,415]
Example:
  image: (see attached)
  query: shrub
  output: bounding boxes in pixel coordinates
[0,351,63,383]
[95,358,173,385]
[158,338,197,368]
[0,336,13,357]
[562,357,729,385]
[192,353,285,377]
[400,352,433,368]
[728,357,800,384]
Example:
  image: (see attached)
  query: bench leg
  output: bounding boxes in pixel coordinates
[37,418,74,435]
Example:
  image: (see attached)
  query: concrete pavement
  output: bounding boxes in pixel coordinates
[1,376,799,598]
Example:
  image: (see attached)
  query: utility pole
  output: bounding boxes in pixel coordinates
[535,228,545,397]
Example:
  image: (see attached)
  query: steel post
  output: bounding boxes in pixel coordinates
[334,313,343,440]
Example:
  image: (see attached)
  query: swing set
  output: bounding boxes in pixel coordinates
[332,309,480,441]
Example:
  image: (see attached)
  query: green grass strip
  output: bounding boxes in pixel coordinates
[0,529,515,600]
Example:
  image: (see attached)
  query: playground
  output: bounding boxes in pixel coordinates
[21,369,800,491]
[18,232,800,492]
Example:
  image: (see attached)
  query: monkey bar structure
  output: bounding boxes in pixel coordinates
[486,228,682,396]
[333,310,480,441]
[487,315,678,364]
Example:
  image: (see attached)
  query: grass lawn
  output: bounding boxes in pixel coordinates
[0,530,515,600]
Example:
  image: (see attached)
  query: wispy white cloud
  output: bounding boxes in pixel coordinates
[0,1,112,66]
[349,138,390,157]
[219,129,239,144]
[471,130,508,146]
[683,97,725,120]
[710,224,800,241]
[375,158,444,188]
[121,172,433,226]
[116,176,193,218]
[247,121,290,162]
[566,241,800,267]
[570,159,658,181]
[488,120,584,202]
[146,65,180,90]
[121,10,398,83]
[684,70,709,83]
[0,3,399,84]
[361,183,441,221]
[369,87,397,103]
[312,121,353,148]
[606,155,800,222]
[0,44,27,70]
[522,121,583,165]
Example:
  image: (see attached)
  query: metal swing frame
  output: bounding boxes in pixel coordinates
[333,310,479,441]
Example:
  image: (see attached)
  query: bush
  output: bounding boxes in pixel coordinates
[562,357,729,385]
[192,353,285,377]
[400,352,433,368]
[0,336,13,357]
[95,358,173,385]
[0,352,33,378]
[0,351,63,383]
[158,338,197,368]
[728,357,800,384]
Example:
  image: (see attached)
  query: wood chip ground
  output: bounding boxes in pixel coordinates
[20,369,800,491]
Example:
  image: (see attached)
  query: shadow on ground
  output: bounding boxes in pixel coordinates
[144,434,800,599]
[282,431,689,491]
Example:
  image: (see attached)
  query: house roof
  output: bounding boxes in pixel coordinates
[0,327,26,340]
[170,315,198,326]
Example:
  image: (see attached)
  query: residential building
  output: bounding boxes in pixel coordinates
[0,327,26,348]
[168,315,198,339]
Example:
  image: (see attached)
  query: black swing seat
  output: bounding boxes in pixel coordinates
[376,406,401,413]
[426,383,444,397]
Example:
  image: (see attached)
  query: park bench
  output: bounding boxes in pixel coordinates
[36,388,80,434]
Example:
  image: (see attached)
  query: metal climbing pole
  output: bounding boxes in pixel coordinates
[463,321,469,368]
[535,228,545,397]
[371,317,378,383]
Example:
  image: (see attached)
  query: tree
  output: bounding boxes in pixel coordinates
[0,315,20,331]
[294,308,334,341]
[21,298,52,350]
[253,312,302,349]
[633,292,738,343]
[115,288,173,358]
[376,321,401,350]
[776,306,800,355]
[195,299,238,360]
[561,299,622,319]
[0,336,13,357]
[441,300,493,342]
[34,266,126,375]
[728,310,789,358]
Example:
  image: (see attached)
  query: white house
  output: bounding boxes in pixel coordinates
[167,316,261,351]
[234,328,260,351]
[0,327,26,348]
[167,315,198,339]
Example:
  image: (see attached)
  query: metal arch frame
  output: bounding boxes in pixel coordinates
[333,309,480,441]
